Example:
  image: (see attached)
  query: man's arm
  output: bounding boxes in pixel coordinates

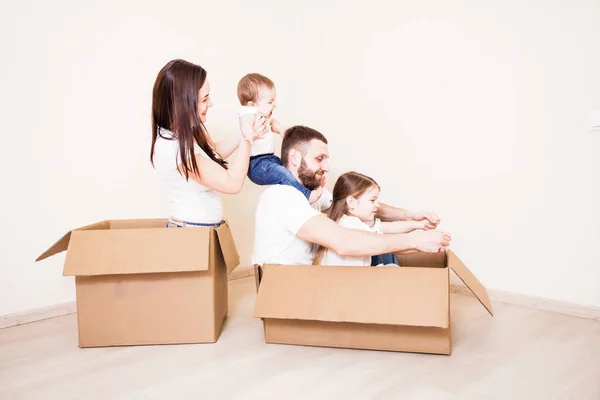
[377,203,441,229]
[376,203,412,222]
[296,214,450,257]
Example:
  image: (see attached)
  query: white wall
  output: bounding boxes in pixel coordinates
[1,0,599,316]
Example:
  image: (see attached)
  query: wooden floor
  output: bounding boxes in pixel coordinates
[1,277,599,400]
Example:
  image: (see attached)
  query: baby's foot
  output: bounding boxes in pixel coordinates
[309,186,324,204]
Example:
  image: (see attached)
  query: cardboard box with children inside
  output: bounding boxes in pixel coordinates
[36,218,239,348]
[253,250,493,355]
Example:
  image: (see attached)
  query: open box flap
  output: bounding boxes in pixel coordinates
[215,221,240,273]
[62,227,211,276]
[35,221,110,262]
[448,250,494,316]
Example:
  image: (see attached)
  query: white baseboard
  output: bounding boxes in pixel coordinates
[2,271,598,330]
[450,283,600,321]
[0,301,77,330]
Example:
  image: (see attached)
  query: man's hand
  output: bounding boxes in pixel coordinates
[410,230,451,253]
[408,211,440,230]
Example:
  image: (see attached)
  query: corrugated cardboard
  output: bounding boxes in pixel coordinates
[253,250,492,355]
[37,219,239,347]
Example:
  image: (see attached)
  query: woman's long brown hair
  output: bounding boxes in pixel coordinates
[312,171,380,265]
[150,59,227,179]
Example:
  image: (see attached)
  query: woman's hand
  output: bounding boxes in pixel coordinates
[240,114,269,142]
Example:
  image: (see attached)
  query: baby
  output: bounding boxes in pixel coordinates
[237,73,322,203]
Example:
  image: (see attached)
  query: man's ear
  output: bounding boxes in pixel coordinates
[289,149,301,167]
[248,101,257,107]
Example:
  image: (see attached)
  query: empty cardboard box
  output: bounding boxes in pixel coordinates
[253,250,492,355]
[36,218,239,348]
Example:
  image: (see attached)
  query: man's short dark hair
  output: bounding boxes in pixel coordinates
[281,125,328,167]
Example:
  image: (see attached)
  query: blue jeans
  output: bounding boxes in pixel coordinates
[371,253,399,266]
[248,154,311,200]
[166,219,223,228]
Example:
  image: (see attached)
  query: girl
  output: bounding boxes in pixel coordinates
[150,59,267,228]
[313,171,428,266]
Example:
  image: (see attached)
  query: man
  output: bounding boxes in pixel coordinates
[252,125,451,266]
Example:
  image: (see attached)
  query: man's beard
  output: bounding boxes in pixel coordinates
[298,159,324,190]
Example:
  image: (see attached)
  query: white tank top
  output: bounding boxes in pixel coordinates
[152,128,223,224]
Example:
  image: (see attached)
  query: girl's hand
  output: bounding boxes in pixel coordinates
[413,220,430,230]
[409,211,440,229]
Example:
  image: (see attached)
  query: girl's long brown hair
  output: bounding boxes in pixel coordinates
[150,59,227,180]
[312,171,380,265]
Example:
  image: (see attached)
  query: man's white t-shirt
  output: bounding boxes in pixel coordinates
[252,185,333,265]
[152,128,223,224]
[322,215,382,267]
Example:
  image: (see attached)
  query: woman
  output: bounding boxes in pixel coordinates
[150,59,267,227]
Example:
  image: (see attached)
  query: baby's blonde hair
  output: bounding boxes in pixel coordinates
[237,73,275,105]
